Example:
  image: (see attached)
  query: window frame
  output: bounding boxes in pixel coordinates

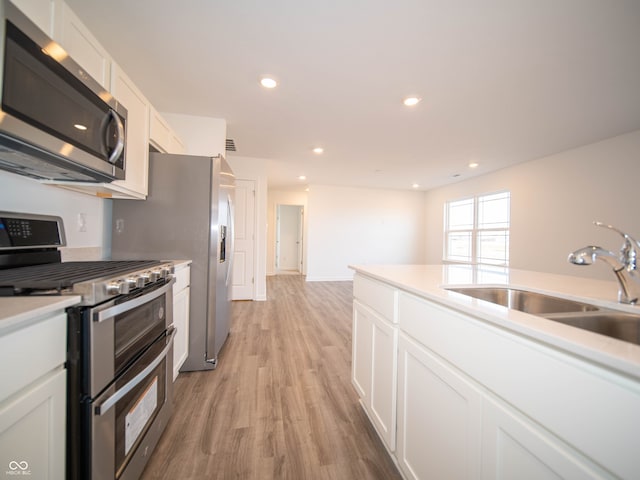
[443,190,510,266]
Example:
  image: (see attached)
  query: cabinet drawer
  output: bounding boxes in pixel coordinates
[354,274,397,323]
[0,313,67,402]
[173,265,191,293]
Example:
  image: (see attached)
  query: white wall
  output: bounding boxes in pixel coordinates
[0,170,110,259]
[226,155,268,301]
[306,185,426,281]
[424,130,640,281]
[267,189,308,276]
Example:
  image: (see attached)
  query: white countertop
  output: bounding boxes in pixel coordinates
[0,295,81,335]
[171,259,192,270]
[350,264,640,380]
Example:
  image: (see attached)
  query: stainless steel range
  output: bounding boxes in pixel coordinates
[0,211,176,480]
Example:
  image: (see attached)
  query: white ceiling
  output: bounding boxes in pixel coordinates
[64,0,640,191]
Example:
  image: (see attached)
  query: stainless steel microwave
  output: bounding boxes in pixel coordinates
[0,0,126,183]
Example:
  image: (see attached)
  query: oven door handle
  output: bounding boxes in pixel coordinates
[95,326,176,416]
[93,277,175,323]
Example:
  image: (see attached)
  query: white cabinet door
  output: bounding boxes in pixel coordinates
[352,301,373,401]
[169,132,186,154]
[352,300,397,451]
[482,396,606,480]
[149,107,186,154]
[149,107,172,153]
[0,368,66,480]
[370,310,397,450]
[11,0,57,37]
[173,286,190,381]
[172,264,191,380]
[110,64,150,198]
[55,2,111,88]
[397,333,482,480]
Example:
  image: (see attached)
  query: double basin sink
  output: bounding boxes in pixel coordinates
[445,287,640,345]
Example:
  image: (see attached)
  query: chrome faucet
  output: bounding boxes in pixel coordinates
[568,222,640,304]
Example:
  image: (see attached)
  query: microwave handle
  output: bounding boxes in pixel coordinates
[106,109,125,165]
[94,326,176,416]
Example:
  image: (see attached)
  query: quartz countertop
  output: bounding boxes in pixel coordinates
[0,295,81,335]
[350,264,640,379]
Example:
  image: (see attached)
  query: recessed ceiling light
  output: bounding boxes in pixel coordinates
[468,162,479,168]
[260,76,278,89]
[312,147,324,154]
[73,124,87,131]
[403,96,421,107]
[411,183,420,189]
[298,175,306,181]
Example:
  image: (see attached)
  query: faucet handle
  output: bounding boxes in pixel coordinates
[594,221,639,270]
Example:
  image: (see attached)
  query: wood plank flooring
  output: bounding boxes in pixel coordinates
[141,275,402,480]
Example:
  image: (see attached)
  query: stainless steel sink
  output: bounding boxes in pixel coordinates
[445,287,600,315]
[446,286,640,345]
[545,312,640,345]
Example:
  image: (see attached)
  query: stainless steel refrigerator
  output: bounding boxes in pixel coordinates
[111,152,235,371]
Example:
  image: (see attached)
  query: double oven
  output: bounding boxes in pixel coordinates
[0,212,175,479]
[66,273,175,480]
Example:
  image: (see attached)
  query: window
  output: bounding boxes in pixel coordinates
[444,191,510,266]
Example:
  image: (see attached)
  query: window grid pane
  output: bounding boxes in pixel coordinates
[447,198,474,230]
[477,230,509,265]
[477,192,510,229]
[446,232,472,262]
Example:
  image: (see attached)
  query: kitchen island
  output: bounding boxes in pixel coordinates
[350,264,640,480]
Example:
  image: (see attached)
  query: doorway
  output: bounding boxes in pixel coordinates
[276,204,303,274]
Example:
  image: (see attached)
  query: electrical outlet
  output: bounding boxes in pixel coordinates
[77,213,87,232]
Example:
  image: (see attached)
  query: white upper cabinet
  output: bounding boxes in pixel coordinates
[109,63,150,198]
[11,0,58,37]
[149,107,186,154]
[170,132,186,154]
[54,2,111,88]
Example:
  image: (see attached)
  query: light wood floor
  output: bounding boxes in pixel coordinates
[141,275,402,480]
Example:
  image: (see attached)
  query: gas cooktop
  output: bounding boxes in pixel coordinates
[0,212,173,305]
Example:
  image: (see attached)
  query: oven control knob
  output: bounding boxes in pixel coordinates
[106,281,128,295]
[139,273,151,284]
[149,271,160,282]
[126,277,138,289]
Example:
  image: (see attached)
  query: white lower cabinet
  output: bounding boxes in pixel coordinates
[0,369,66,479]
[352,274,639,480]
[481,396,604,480]
[0,307,70,480]
[397,333,482,480]
[172,263,191,380]
[352,300,398,450]
[352,300,373,401]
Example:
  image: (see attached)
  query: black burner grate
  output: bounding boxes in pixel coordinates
[0,260,163,293]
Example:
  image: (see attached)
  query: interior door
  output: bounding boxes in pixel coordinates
[276,205,303,272]
[231,179,256,300]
